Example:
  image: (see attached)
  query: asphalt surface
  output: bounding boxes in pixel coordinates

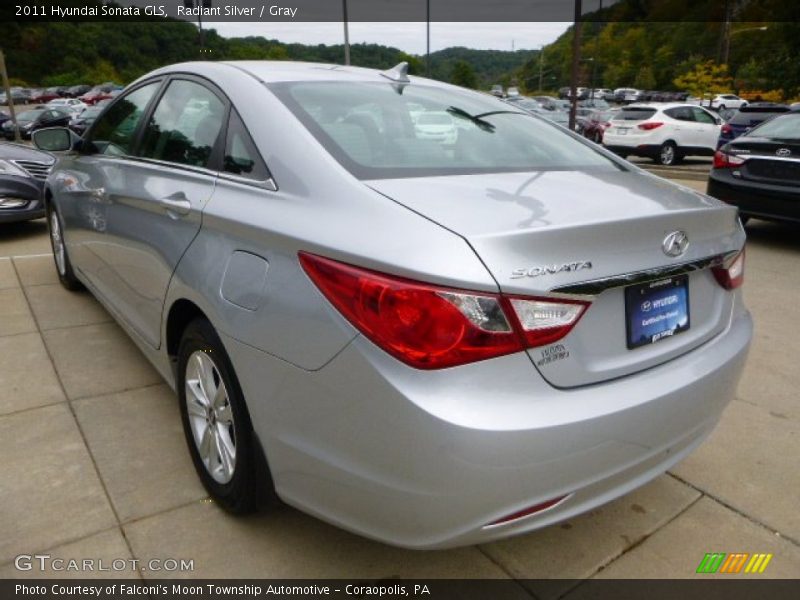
[0,176,798,589]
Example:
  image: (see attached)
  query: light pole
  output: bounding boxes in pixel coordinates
[183,0,212,54]
[538,45,545,91]
[723,26,768,65]
[426,0,431,77]
[342,0,350,65]
[568,0,583,131]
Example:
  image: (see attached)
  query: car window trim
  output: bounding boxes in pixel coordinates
[217,105,277,191]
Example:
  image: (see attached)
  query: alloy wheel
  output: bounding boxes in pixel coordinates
[660,144,676,165]
[184,350,237,484]
[50,211,66,276]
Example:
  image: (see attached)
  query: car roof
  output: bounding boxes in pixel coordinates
[624,102,709,110]
[143,61,455,89]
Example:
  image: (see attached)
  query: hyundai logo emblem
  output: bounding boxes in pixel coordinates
[662,231,689,257]
[641,300,652,312]
[776,148,791,157]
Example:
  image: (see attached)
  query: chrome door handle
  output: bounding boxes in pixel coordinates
[159,195,192,217]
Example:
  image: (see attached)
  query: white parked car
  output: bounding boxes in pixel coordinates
[47,97,88,115]
[710,94,747,111]
[614,88,642,103]
[414,111,458,145]
[603,103,722,165]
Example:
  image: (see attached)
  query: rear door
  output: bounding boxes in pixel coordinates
[691,107,722,151]
[662,106,695,146]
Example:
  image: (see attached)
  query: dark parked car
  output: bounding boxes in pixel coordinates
[66,84,91,98]
[708,111,800,224]
[68,105,104,135]
[0,142,54,223]
[1,108,71,140]
[0,88,31,105]
[0,110,9,127]
[717,103,791,149]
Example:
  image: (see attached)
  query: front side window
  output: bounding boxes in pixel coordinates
[139,79,225,168]
[87,82,160,156]
[271,81,619,179]
[664,107,694,122]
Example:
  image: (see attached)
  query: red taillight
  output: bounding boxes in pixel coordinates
[713,150,746,169]
[712,249,745,290]
[637,121,664,130]
[721,123,732,135]
[299,253,590,369]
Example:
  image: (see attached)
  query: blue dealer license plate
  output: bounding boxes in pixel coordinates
[625,276,690,349]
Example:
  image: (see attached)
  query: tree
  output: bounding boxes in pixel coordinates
[450,60,478,89]
[634,65,656,89]
[673,60,733,103]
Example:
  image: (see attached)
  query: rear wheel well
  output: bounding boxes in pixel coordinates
[166,299,208,358]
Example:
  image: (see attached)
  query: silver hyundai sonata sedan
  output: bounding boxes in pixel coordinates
[34,61,751,549]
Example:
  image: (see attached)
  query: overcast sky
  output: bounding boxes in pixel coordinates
[210,22,571,54]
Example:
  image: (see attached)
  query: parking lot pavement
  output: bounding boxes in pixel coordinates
[1,196,799,583]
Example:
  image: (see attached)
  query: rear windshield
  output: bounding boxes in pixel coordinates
[416,113,452,125]
[270,81,619,179]
[730,110,788,126]
[747,113,800,140]
[614,108,657,121]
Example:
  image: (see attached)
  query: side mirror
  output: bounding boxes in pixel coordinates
[32,127,80,152]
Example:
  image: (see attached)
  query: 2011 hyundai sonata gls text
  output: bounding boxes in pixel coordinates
[34,61,752,549]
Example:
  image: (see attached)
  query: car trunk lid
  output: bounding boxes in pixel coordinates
[367,169,744,387]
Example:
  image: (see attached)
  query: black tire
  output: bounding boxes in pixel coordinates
[46,202,83,291]
[177,318,264,514]
[656,141,679,166]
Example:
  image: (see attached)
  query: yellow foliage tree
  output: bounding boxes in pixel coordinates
[673,61,733,105]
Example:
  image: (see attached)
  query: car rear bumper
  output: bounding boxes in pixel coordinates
[0,176,45,223]
[604,142,661,158]
[707,170,800,223]
[222,300,752,549]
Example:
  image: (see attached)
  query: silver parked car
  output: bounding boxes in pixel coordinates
[33,61,752,549]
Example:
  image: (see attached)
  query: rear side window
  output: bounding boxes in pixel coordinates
[87,82,159,156]
[140,79,225,168]
[223,110,271,181]
[615,108,656,121]
[664,107,694,122]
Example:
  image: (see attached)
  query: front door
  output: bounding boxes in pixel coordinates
[97,78,227,347]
